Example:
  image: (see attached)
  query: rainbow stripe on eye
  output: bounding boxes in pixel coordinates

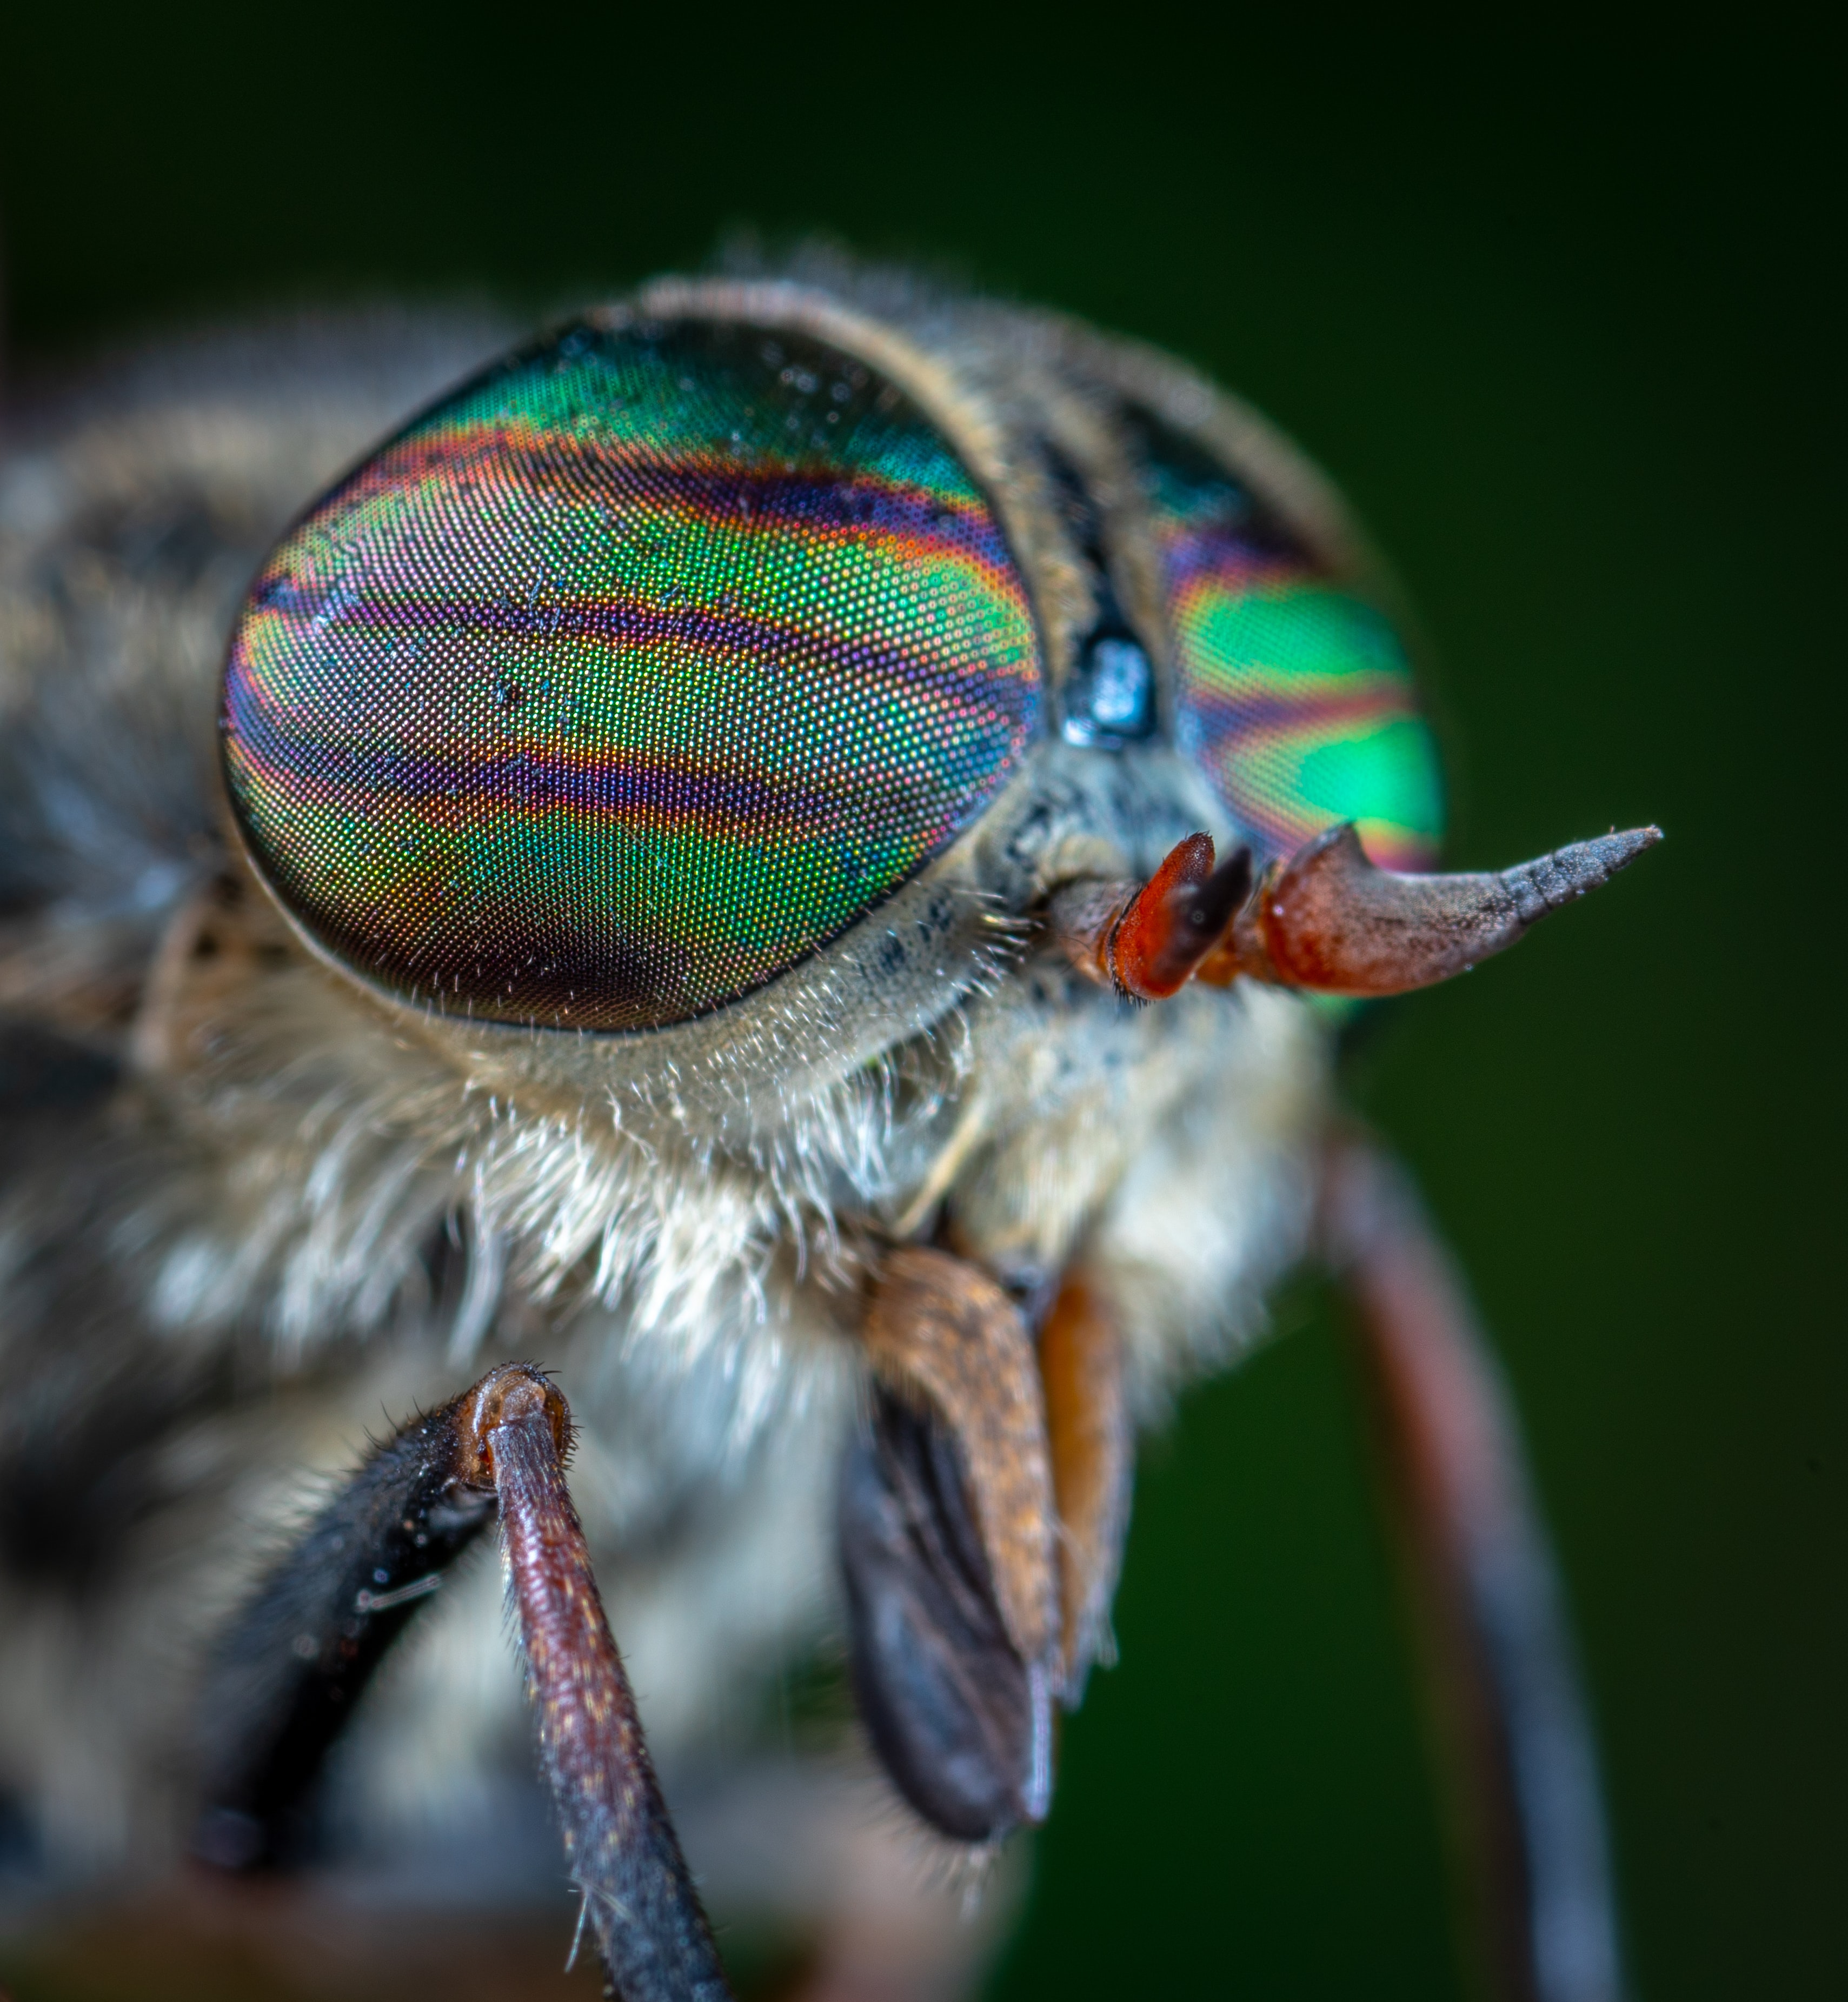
[1145,434,1442,874]
[222,322,1042,1032]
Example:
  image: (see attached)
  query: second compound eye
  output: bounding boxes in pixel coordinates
[1133,414,1444,875]
[221,318,1043,1032]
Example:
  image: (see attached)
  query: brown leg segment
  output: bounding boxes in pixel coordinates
[1322,1140,1626,2002]
[467,1369,733,2002]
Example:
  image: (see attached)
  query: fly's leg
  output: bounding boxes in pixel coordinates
[470,1370,730,2002]
[198,1363,732,2002]
[194,1391,498,1870]
[1322,1137,1626,2002]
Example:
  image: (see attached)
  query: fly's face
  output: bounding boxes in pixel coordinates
[215,277,1440,1147]
[178,272,1656,1998]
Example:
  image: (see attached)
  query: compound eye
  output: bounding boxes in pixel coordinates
[222,320,1042,1031]
[1139,418,1443,872]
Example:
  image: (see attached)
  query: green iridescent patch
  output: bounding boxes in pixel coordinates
[1139,418,1444,873]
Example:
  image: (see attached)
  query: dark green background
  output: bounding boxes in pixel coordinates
[2,13,1840,1998]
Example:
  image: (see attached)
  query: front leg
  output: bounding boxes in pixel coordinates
[197,1363,732,2001]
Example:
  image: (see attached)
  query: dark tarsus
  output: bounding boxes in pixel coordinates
[194,1391,496,1869]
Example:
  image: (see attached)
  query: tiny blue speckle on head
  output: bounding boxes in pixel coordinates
[1062,636,1154,746]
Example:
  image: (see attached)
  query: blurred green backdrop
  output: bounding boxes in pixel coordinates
[1,11,1840,1999]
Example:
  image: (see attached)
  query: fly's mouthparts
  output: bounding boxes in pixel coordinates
[843,1247,1063,1843]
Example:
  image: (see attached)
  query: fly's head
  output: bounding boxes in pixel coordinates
[211,276,1448,1278]
[202,272,1656,1863]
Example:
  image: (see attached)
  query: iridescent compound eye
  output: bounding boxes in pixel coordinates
[222,320,1042,1032]
[1135,416,1444,873]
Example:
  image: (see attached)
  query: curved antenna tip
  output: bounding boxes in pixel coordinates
[1245,819,1665,997]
